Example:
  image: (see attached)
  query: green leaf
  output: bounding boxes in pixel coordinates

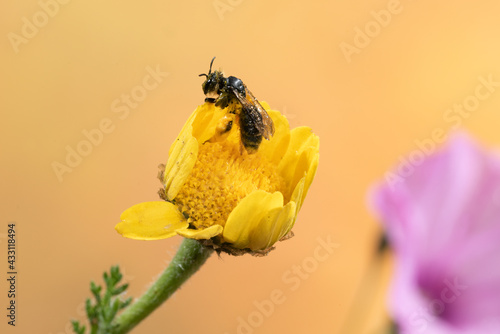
[71,320,86,334]
[73,265,132,334]
[113,283,128,295]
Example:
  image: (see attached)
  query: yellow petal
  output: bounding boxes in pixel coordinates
[259,101,271,110]
[163,129,199,201]
[168,103,203,155]
[278,127,319,203]
[223,190,291,250]
[301,151,319,207]
[191,103,227,144]
[253,201,297,250]
[115,201,188,240]
[176,224,223,239]
[258,105,291,165]
[284,177,306,236]
[163,103,227,200]
[291,176,306,210]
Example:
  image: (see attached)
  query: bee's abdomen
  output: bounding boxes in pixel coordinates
[239,111,263,153]
[241,131,263,150]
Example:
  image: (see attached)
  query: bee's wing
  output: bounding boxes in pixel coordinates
[231,85,275,140]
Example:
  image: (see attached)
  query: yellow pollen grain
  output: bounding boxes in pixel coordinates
[174,140,285,230]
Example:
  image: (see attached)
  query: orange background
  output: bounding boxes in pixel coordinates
[2,1,500,333]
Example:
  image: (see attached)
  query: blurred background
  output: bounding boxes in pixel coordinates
[2,1,500,333]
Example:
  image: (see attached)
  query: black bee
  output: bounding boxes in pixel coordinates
[199,57,275,154]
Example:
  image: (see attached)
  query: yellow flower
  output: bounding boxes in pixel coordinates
[115,102,319,255]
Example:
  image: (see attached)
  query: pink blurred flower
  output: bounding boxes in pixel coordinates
[370,133,500,334]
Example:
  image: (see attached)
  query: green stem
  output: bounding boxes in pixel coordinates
[112,238,213,334]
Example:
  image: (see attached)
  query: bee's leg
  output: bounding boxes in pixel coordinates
[215,92,230,109]
[208,113,235,144]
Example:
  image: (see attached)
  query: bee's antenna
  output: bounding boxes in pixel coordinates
[199,57,216,78]
[209,57,216,74]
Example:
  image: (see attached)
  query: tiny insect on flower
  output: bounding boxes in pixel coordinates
[115,100,319,256]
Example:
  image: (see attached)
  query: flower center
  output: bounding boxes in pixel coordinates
[174,137,285,230]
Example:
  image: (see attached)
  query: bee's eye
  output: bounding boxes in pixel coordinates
[202,76,218,95]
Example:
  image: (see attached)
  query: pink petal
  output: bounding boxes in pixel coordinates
[369,132,500,333]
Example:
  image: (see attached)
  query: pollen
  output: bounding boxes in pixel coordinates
[173,138,285,230]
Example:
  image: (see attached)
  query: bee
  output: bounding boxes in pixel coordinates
[199,57,275,154]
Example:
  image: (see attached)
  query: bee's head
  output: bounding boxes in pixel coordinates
[199,57,224,96]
